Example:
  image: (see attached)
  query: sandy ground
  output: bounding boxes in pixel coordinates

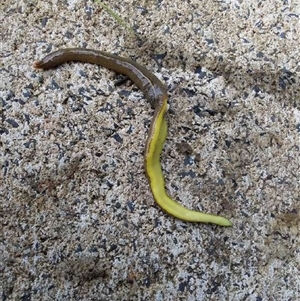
[1,0,299,300]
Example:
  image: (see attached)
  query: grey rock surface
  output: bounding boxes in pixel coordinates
[1,1,299,300]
